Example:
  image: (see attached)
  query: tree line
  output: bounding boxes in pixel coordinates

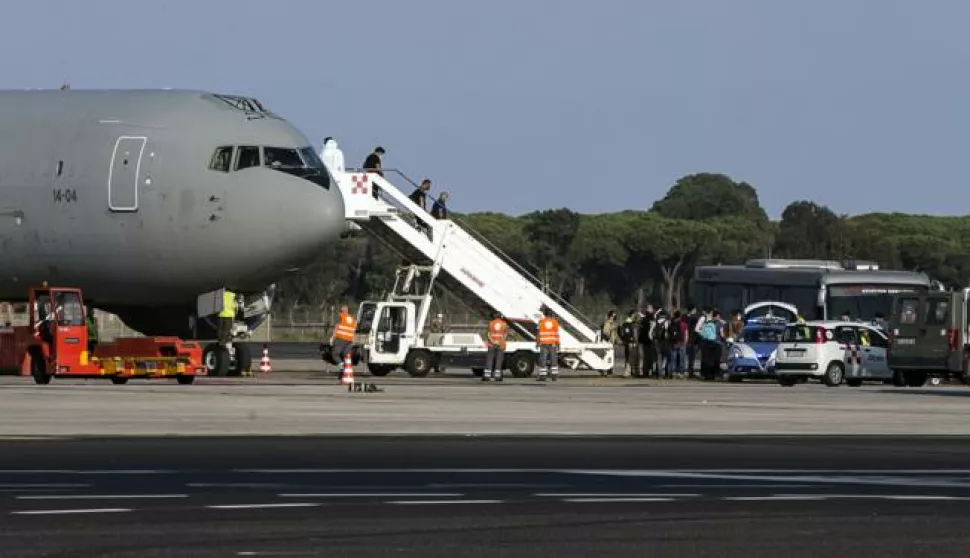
[275,173,970,321]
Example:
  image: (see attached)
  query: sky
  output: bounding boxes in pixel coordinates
[1,0,967,219]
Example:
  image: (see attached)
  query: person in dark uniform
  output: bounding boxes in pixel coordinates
[409,179,433,239]
[431,192,449,219]
[362,146,385,199]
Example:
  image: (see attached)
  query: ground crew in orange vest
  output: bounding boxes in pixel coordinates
[484,311,508,382]
[536,306,560,382]
[331,304,356,362]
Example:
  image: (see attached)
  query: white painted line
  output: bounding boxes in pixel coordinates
[722,496,829,501]
[188,483,291,489]
[16,494,188,500]
[774,494,966,501]
[207,503,321,510]
[386,500,503,505]
[562,498,675,503]
[12,508,131,515]
[0,483,90,489]
[425,483,565,489]
[657,484,815,488]
[229,468,970,475]
[279,493,462,498]
[535,493,700,498]
[0,469,173,475]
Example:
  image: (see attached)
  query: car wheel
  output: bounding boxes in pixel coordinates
[823,362,844,387]
[777,376,797,387]
[846,378,863,387]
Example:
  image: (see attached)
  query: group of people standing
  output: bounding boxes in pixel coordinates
[600,305,745,380]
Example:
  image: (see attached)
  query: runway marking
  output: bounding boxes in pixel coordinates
[0,469,174,475]
[11,508,132,515]
[722,496,829,501]
[562,470,970,489]
[561,498,676,503]
[656,484,817,488]
[16,494,188,500]
[207,503,321,510]
[774,494,968,501]
[535,493,700,498]
[230,468,970,476]
[425,483,565,488]
[0,483,90,489]
[188,483,293,489]
[386,499,504,505]
[279,493,462,498]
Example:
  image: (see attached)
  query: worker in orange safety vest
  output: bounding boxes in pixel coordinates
[331,305,357,362]
[484,311,508,382]
[536,306,560,382]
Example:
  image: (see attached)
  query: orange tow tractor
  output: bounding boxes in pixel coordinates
[0,285,205,385]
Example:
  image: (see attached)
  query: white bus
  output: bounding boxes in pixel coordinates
[691,259,937,321]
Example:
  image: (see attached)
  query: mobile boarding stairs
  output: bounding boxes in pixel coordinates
[333,169,614,373]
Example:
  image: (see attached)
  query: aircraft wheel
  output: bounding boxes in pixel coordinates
[228,344,252,377]
[203,343,230,377]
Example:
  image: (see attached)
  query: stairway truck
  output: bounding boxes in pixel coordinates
[0,285,205,385]
[337,300,611,378]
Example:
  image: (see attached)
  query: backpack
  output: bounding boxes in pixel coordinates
[653,318,668,342]
[669,318,686,344]
[618,321,634,343]
[700,320,718,341]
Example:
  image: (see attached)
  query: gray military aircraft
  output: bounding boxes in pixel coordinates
[0,88,345,374]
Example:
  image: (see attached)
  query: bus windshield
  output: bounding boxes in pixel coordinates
[825,285,927,321]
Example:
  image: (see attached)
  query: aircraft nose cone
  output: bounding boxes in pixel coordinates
[284,176,346,258]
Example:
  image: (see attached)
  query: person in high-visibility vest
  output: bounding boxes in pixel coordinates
[331,304,357,361]
[536,306,561,382]
[218,289,236,347]
[484,312,508,382]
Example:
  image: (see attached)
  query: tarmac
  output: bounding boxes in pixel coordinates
[0,366,969,437]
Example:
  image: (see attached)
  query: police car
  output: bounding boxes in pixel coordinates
[722,316,788,381]
[774,320,891,387]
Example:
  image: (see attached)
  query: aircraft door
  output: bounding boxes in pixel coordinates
[108,136,147,212]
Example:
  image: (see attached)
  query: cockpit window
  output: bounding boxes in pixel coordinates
[299,147,326,170]
[209,146,233,172]
[263,147,303,168]
[235,146,261,170]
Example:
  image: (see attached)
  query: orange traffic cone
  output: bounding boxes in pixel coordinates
[341,352,354,386]
[259,345,272,373]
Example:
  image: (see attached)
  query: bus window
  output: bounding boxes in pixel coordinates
[778,286,819,319]
[714,284,744,313]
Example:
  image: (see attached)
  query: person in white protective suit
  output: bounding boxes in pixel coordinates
[319,136,345,174]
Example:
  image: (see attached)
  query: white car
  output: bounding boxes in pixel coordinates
[774,320,891,387]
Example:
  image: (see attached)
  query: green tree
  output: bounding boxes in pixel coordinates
[522,208,582,296]
[774,200,846,260]
[651,172,769,226]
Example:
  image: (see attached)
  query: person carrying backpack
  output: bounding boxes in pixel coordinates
[698,309,724,381]
[669,310,689,378]
[637,306,656,378]
[653,309,671,379]
[618,310,639,377]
